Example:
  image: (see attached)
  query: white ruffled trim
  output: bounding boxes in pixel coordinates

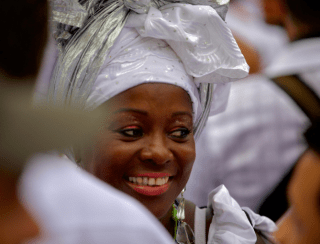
[207,185,257,244]
[242,207,277,235]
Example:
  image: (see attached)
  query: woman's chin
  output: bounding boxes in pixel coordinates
[119,180,176,220]
[147,203,172,220]
[133,192,173,220]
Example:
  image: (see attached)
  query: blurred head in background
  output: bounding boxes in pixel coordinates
[0,0,48,243]
[0,0,48,83]
[262,0,320,40]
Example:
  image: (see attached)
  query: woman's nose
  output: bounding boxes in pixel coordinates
[139,134,174,165]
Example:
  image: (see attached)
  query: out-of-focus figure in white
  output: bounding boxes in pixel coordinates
[185,0,308,214]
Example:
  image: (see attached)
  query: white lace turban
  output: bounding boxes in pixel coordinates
[49,0,249,138]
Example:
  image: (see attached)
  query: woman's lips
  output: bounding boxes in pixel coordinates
[125,180,170,196]
[124,173,173,196]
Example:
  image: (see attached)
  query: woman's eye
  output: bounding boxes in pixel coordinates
[169,128,191,139]
[119,128,143,137]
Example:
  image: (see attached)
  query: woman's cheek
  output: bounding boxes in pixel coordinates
[180,145,196,177]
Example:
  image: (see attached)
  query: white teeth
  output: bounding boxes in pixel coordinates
[148,178,155,186]
[143,177,148,185]
[155,178,163,185]
[136,177,143,184]
[128,176,170,186]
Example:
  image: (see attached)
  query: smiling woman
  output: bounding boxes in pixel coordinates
[86,83,195,220]
[48,0,275,243]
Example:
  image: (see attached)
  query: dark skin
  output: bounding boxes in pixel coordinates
[274,150,320,244]
[234,34,261,75]
[0,170,39,244]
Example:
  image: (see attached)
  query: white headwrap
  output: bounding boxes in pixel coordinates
[49,0,249,138]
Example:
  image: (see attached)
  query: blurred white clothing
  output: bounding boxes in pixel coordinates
[19,154,173,244]
[206,185,275,244]
[226,0,288,68]
[186,37,320,210]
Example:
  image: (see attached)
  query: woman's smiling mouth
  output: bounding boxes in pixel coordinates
[125,173,172,196]
[129,176,169,186]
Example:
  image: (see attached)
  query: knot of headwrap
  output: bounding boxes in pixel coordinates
[49,0,249,138]
[125,4,248,83]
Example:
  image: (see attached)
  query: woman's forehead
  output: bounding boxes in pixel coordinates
[105,83,193,112]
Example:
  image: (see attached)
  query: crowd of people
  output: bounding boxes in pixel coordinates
[1,0,319,244]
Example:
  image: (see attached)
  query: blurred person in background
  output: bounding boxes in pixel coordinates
[186,0,320,223]
[258,0,320,221]
[0,1,174,243]
[269,62,320,243]
[185,0,292,212]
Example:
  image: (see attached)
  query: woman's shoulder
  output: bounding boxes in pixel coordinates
[184,199,212,243]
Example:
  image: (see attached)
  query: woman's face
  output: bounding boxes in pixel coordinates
[274,150,320,244]
[86,83,196,219]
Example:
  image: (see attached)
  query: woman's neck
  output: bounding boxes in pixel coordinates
[159,205,176,237]
[159,200,197,238]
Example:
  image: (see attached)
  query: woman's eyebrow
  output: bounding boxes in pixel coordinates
[171,111,193,119]
[113,108,148,115]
